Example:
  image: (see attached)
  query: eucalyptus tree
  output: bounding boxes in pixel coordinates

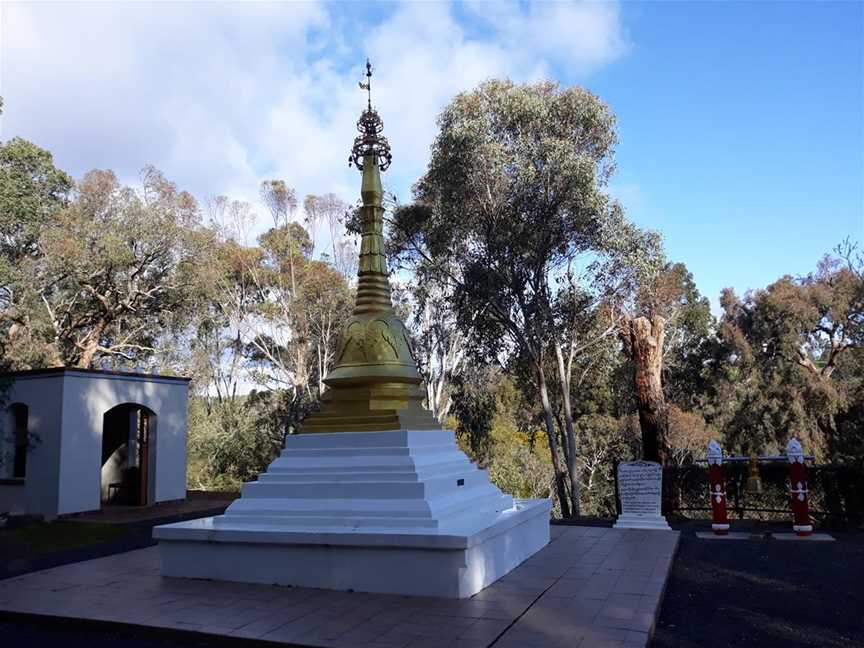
[260,180,299,295]
[244,220,314,393]
[615,260,711,464]
[190,197,263,409]
[407,280,465,424]
[303,193,355,278]
[391,79,659,517]
[708,243,864,460]
[302,260,353,395]
[0,137,73,256]
[9,167,204,368]
[233,219,353,410]
[0,137,74,369]
[195,190,354,435]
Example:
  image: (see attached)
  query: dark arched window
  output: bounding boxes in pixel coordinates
[10,404,28,479]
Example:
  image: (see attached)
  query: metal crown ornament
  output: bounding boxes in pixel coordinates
[348,59,392,172]
[301,60,439,434]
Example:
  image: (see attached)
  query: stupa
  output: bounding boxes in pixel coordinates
[153,62,550,599]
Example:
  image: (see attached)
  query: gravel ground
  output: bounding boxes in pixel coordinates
[652,521,864,648]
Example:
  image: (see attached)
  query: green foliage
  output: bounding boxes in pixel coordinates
[0,137,73,263]
[392,79,664,517]
[488,442,556,508]
[450,365,498,463]
[450,370,557,511]
[260,221,313,264]
[0,137,74,366]
[700,249,864,462]
[392,79,626,357]
[574,414,640,517]
[187,392,299,491]
[4,166,205,369]
[660,264,715,407]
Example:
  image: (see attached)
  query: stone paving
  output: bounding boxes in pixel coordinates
[0,525,678,648]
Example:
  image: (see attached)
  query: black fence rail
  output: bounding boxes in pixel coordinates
[657,462,864,527]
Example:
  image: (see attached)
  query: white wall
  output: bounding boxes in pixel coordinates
[59,373,188,515]
[4,376,65,518]
[3,370,188,518]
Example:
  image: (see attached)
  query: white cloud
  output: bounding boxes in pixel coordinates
[1,1,627,243]
[465,0,627,71]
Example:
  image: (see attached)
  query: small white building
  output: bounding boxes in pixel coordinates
[0,368,190,519]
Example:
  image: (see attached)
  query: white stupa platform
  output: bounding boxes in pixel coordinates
[613,513,672,531]
[154,429,550,599]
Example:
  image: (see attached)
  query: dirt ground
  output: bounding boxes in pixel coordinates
[0,494,233,580]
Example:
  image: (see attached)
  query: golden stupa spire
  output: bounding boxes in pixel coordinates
[301,61,439,433]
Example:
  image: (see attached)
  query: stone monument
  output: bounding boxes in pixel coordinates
[613,460,672,530]
[153,61,551,598]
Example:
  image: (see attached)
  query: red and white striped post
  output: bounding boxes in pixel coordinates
[707,440,729,535]
[786,438,812,536]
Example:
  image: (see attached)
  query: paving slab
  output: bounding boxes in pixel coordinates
[694,532,754,540]
[0,525,678,648]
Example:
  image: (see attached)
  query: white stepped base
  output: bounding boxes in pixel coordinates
[154,429,551,598]
[156,499,549,598]
[613,513,672,530]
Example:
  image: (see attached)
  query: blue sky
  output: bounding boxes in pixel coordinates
[591,2,863,307]
[2,1,861,309]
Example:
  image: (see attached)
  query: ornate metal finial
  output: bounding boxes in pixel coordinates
[348,59,392,172]
[786,438,804,463]
[359,58,372,110]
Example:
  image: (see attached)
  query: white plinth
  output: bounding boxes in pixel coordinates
[771,532,835,542]
[695,531,752,540]
[613,513,672,530]
[154,429,551,598]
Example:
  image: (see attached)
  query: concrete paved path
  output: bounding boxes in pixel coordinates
[0,525,678,648]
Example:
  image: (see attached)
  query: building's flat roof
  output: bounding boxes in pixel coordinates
[0,367,191,383]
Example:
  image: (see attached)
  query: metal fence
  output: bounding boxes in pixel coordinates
[614,460,864,527]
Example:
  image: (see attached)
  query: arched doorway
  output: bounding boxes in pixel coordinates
[101,404,156,507]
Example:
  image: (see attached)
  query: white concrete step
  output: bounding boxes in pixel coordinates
[283,430,456,449]
[219,487,511,526]
[269,450,469,470]
[239,469,491,500]
[257,463,472,483]
[280,444,456,458]
[215,514,442,529]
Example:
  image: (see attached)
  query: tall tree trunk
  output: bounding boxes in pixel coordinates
[815,413,837,462]
[537,363,572,518]
[625,313,669,464]
[554,342,581,516]
[317,342,325,396]
[77,320,108,368]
